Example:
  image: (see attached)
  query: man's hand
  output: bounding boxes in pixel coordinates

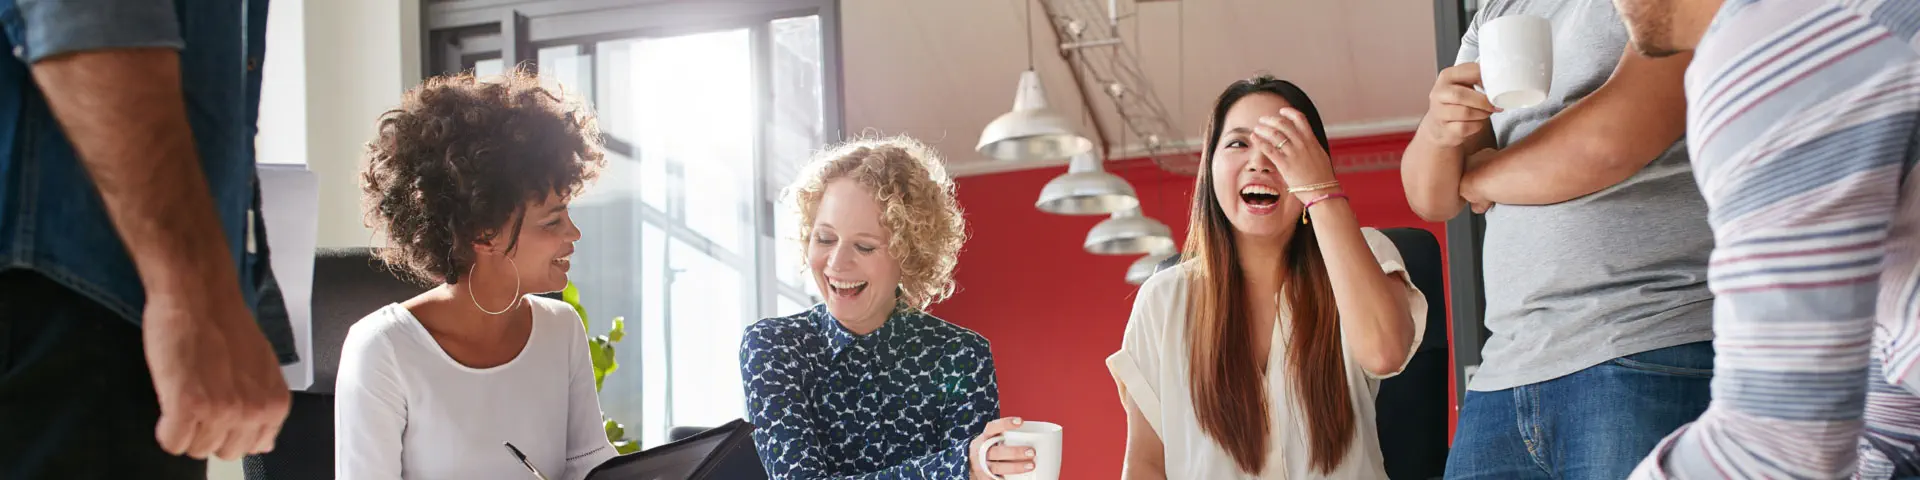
[1418,63,1499,149]
[145,290,290,460]
[1403,62,1501,221]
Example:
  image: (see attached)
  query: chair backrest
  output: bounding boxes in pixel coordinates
[246,248,428,480]
[307,249,431,394]
[1374,228,1450,480]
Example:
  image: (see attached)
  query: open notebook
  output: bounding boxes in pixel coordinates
[581,419,766,480]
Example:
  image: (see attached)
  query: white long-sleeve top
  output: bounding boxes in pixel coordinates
[334,295,616,480]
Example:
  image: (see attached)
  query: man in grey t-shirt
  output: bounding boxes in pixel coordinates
[1400,0,1715,478]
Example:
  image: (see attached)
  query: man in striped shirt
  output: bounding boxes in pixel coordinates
[1613,0,1920,478]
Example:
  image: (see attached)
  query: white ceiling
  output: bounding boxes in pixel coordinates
[840,0,1439,176]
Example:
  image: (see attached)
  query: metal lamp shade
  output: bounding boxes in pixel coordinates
[977,70,1095,161]
[1036,152,1139,215]
[1125,246,1179,285]
[1084,208,1176,255]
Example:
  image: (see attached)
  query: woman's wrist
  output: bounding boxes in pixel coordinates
[1296,187,1347,206]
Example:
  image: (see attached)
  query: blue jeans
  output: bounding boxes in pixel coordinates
[1444,341,1714,480]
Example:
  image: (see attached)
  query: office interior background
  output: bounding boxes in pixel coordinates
[212,0,1488,478]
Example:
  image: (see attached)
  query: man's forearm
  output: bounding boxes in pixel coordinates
[30,48,241,300]
[1459,139,1639,205]
[1400,129,1472,222]
[1462,48,1691,206]
[1459,95,1682,205]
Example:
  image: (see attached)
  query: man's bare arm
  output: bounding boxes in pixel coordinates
[1461,48,1692,205]
[33,48,237,297]
[1402,63,1500,222]
[32,47,288,461]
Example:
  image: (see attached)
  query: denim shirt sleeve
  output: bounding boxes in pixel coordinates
[9,0,184,63]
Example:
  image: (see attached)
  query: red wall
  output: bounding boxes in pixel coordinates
[936,133,1447,479]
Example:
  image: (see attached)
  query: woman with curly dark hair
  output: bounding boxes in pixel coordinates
[334,69,613,480]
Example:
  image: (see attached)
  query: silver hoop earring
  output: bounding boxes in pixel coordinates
[469,255,522,315]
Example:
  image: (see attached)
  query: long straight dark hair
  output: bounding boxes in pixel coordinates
[1182,76,1351,475]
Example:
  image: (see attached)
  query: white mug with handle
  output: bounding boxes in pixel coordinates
[1478,13,1554,110]
[974,421,1063,480]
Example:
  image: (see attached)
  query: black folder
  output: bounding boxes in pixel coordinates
[584,419,767,480]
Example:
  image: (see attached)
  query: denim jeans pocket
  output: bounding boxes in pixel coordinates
[1606,342,1715,378]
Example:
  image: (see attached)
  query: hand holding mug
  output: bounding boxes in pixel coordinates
[1420,62,1498,149]
[971,417,1035,479]
[972,418,1064,480]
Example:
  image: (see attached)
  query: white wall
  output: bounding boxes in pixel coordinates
[304,0,421,248]
[257,0,305,167]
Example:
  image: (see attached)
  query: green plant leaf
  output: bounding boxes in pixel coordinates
[562,281,589,333]
[603,417,624,440]
[608,316,626,343]
[590,336,617,391]
[605,418,639,454]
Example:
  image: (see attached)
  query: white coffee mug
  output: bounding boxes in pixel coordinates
[974,421,1063,480]
[1478,14,1553,109]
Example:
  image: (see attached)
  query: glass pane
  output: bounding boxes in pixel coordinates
[770,15,826,292]
[667,239,747,433]
[474,58,504,77]
[566,167,644,440]
[551,42,635,447]
[623,29,754,255]
[538,45,594,103]
[774,203,810,292]
[777,294,810,319]
[638,222,668,447]
[592,41,667,211]
[770,16,825,165]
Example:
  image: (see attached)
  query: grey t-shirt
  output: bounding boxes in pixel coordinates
[1458,0,1715,392]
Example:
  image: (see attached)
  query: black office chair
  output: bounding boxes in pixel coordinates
[244,248,429,480]
[1374,227,1450,480]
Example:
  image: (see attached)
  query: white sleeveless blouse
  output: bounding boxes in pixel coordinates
[1108,228,1428,479]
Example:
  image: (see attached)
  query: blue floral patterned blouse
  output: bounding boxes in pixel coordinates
[739,304,1000,479]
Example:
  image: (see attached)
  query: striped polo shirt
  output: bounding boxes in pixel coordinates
[1630,1,1920,479]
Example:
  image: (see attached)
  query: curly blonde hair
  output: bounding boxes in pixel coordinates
[785,136,967,311]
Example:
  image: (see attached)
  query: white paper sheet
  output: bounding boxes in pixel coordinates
[258,164,318,391]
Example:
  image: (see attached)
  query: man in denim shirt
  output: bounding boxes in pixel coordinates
[0,1,298,478]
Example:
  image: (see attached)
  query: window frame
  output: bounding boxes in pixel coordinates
[422,0,843,443]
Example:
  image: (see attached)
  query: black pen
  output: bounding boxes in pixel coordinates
[502,441,552,480]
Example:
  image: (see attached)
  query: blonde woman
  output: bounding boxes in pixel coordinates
[739,137,1030,479]
[1110,77,1428,479]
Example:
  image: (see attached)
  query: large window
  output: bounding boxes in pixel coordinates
[426,0,842,448]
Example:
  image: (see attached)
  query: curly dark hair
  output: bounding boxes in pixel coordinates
[360,68,604,286]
